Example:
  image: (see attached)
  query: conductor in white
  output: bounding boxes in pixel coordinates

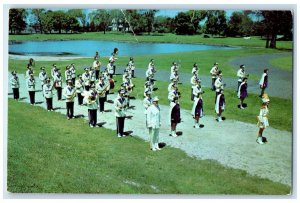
[146,96,161,151]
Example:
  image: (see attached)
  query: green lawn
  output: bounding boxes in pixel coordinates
[9,32,293,50]
[7,99,291,194]
[269,56,293,72]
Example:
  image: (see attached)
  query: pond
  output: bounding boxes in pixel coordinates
[9,40,239,57]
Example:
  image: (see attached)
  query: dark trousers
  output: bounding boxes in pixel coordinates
[88,109,97,126]
[215,91,221,103]
[29,91,35,104]
[104,91,108,102]
[99,97,105,112]
[95,70,100,80]
[113,65,116,75]
[132,70,135,77]
[66,102,74,118]
[56,87,62,100]
[116,117,125,136]
[72,78,76,86]
[46,98,53,110]
[260,87,266,97]
[12,88,19,100]
[211,78,216,90]
[77,92,83,105]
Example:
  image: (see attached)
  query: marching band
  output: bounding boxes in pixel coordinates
[10,50,272,149]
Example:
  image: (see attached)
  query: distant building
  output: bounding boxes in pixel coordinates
[110,18,125,32]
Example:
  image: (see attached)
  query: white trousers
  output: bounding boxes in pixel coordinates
[149,127,159,149]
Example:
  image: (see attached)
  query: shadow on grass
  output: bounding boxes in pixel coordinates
[74,114,85,118]
[123,130,133,136]
[35,101,44,105]
[96,122,106,127]
[104,109,112,113]
[158,142,167,148]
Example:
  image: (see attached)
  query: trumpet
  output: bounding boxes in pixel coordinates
[87,95,96,104]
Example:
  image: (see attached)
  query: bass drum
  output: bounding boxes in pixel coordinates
[109,79,115,89]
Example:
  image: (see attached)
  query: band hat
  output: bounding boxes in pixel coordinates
[12,71,17,74]
[152,96,159,102]
[240,64,245,68]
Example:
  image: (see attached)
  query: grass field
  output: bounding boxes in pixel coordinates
[269,56,293,72]
[7,99,291,194]
[9,32,293,50]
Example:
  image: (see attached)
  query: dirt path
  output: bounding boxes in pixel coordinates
[8,74,292,187]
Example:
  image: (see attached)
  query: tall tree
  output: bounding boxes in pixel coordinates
[67,9,87,32]
[9,9,27,34]
[260,11,293,48]
[89,10,111,34]
[41,10,54,33]
[32,9,45,33]
[142,9,158,35]
[51,10,68,34]
[174,12,195,35]
[204,10,227,36]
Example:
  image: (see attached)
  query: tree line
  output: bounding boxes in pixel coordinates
[9,9,293,48]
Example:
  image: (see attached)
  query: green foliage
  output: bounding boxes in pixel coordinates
[226,11,253,37]
[204,10,227,36]
[7,100,291,193]
[174,12,196,35]
[9,9,27,34]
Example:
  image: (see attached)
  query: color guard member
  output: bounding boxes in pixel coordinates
[259,68,269,98]
[236,64,247,92]
[210,62,219,90]
[146,96,161,151]
[215,89,225,122]
[237,77,248,109]
[256,94,270,144]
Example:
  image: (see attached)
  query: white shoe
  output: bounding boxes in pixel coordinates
[240,106,245,109]
[218,118,223,122]
[195,124,200,129]
[117,134,122,138]
[172,131,177,137]
[256,137,264,145]
[151,148,157,151]
[89,124,94,128]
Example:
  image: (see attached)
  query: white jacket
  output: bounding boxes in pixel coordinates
[10,76,19,88]
[43,83,53,98]
[237,69,246,82]
[214,77,224,92]
[215,94,225,114]
[26,78,35,91]
[63,85,76,102]
[146,104,161,128]
[75,79,84,93]
[39,71,47,85]
[83,90,98,109]
[259,73,267,86]
[191,97,203,117]
[114,96,127,117]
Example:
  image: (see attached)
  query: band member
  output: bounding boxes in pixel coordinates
[191,63,199,75]
[168,79,177,93]
[82,67,91,90]
[51,64,58,79]
[114,90,127,137]
[170,69,179,82]
[93,60,101,80]
[109,48,118,75]
[256,94,270,144]
[107,61,114,79]
[146,66,155,81]
[170,62,177,74]
[128,57,135,77]
[192,80,202,102]
[28,58,35,68]
[70,63,76,85]
[43,78,54,111]
[215,89,225,122]
[237,64,247,92]
[63,80,76,120]
[94,51,99,60]
[65,66,72,83]
[39,67,47,90]
[26,74,36,105]
[89,67,96,88]
[191,92,204,128]
[210,62,219,90]
[54,71,63,100]
[10,71,20,100]
[169,96,181,137]
[214,71,225,101]
[84,89,99,128]
[25,66,34,79]
[95,77,109,113]
[143,91,152,114]
[259,68,269,97]
[168,86,180,102]
[148,59,155,70]
[237,78,248,109]
[144,81,153,97]
[146,96,161,151]
[75,75,84,105]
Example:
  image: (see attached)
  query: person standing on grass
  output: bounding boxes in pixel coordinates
[192,63,199,75]
[146,96,161,151]
[190,72,199,101]
[63,80,76,120]
[210,62,219,91]
[191,92,204,128]
[70,63,76,85]
[259,68,269,98]
[65,65,72,83]
[128,57,135,78]
[39,67,48,91]
[75,75,84,106]
[169,96,181,137]
[256,94,270,144]
[25,66,34,79]
[215,89,225,122]
[93,60,101,80]
[43,78,54,111]
[237,77,248,109]
[214,71,225,102]
[109,48,118,75]
[10,71,20,100]
[114,90,127,137]
[236,64,247,92]
[84,89,99,128]
[95,77,108,113]
[54,71,63,101]
[26,73,36,105]
[51,64,58,80]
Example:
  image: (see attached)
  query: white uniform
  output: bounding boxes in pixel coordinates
[190,75,198,86]
[65,70,72,81]
[43,83,53,98]
[114,96,127,117]
[39,71,47,86]
[210,66,219,78]
[146,104,161,150]
[170,72,179,81]
[26,78,35,91]
[168,83,175,92]
[89,70,96,82]
[51,68,58,79]
[107,63,114,75]
[10,76,20,89]
[259,73,267,86]
[82,72,90,84]
[63,85,76,102]
[143,96,152,114]
[83,90,98,109]
[257,106,269,128]
[75,79,84,93]
[192,67,198,75]
[54,75,62,88]
[95,82,108,98]
[214,77,224,93]
[237,69,246,82]
[70,66,76,80]
[192,85,202,97]
[146,68,154,78]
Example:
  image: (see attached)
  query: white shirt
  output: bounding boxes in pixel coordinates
[43,83,53,98]
[54,75,62,87]
[114,95,127,117]
[65,70,72,81]
[75,79,84,93]
[84,90,98,109]
[237,69,246,82]
[39,71,47,84]
[210,66,219,78]
[214,77,224,92]
[146,104,161,128]
[26,77,35,91]
[95,82,108,98]
[63,85,76,102]
[10,75,19,88]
